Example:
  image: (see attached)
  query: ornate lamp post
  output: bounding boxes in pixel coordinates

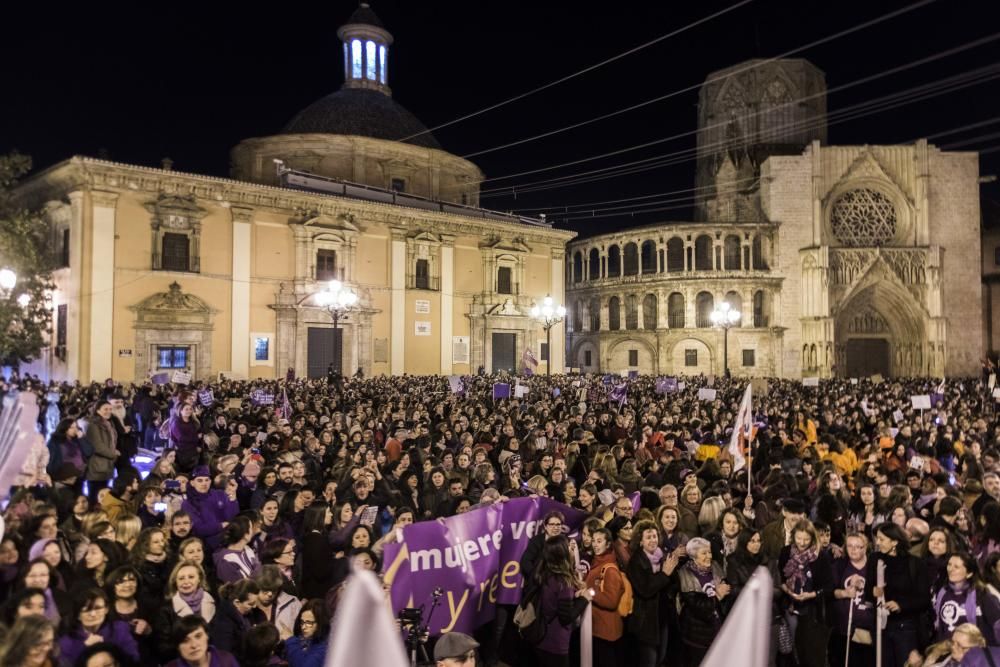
[710,300,741,378]
[314,280,358,373]
[530,295,566,376]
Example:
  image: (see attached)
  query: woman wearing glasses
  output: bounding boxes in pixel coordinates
[57,587,139,666]
[286,599,329,667]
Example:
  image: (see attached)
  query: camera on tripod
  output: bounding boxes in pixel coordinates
[398,587,444,667]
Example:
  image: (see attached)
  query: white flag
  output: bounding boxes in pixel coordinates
[701,567,773,667]
[326,569,407,667]
[728,383,752,471]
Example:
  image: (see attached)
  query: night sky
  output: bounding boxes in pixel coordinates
[3,0,999,238]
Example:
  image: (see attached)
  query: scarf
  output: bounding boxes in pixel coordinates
[145,550,167,564]
[644,546,664,571]
[782,546,818,592]
[43,588,60,624]
[180,588,205,617]
[723,534,738,556]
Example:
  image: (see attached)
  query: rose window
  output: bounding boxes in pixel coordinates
[830,189,897,246]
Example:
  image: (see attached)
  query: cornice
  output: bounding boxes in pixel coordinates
[567,221,779,249]
[21,157,575,246]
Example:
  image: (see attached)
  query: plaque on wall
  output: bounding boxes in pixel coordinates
[415,321,432,336]
[415,300,431,314]
[374,338,388,363]
[453,336,470,364]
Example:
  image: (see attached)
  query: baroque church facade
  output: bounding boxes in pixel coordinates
[566,59,983,378]
[17,4,574,383]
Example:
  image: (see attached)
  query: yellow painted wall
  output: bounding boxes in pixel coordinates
[405,290,441,374]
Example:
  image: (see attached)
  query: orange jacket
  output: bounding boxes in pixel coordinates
[584,550,625,641]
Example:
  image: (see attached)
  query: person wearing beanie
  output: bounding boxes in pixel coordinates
[762,497,807,561]
[181,466,239,551]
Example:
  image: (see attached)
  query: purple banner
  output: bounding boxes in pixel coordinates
[382,497,587,635]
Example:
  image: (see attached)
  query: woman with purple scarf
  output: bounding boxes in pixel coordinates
[625,519,680,667]
[677,536,730,667]
[778,519,833,667]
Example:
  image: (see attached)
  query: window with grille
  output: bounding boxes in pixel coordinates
[628,349,638,366]
[685,349,698,367]
[743,349,756,367]
[316,249,338,281]
[161,233,190,272]
[668,293,685,328]
[56,304,67,360]
[497,266,513,294]
[414,259,430,289]
[157,347,189,369]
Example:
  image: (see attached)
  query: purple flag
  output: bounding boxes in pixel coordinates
[493,383,510,399]
[382,497,587,635]
[609,384,627,406]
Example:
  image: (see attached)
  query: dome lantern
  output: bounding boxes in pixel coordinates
[337,3,394,95]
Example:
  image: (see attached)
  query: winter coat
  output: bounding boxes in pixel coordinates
[285,636,328,667]
[85,416,118,481]
[213,546,260,583]
[584,549,625,641]
[182,490,239,551]
[59,620,139,667]
[677,562,727,650]
[208,597,251,660]
[625,547,674,646]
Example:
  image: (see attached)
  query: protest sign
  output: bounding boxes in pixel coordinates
[698,388,717,401]
[171,370,191,385]
[382,497,587,635]
[911,395,932,410]
[802,377,819,387]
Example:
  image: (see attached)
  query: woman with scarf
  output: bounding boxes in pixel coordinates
[626,519,680,667]
[208,579,260,662]
[931,552,1000,645]
[778,519,832,667]
[155,560,216,663]
[58,587,140,666]
[677,536,730,667]
[17,558,69,625]
[181,466,238,551]
[85,401,119,504]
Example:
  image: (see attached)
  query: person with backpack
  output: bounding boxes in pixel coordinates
[625,519,679,667]
[584,527,628,667]
[931,552,1000,645]
[525,534,593,667]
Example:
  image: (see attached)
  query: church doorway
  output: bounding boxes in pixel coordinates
[491,333,516,372]
[307,327,343,377]
[845,338,890,378]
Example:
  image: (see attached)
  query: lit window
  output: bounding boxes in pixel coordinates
[254,337,270,362]
[366,41,376,80]
[379,45,387,84]
[351,40,362,79]
[158,347,188,369]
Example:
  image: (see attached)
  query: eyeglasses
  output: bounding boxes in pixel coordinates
[300,619,316,626]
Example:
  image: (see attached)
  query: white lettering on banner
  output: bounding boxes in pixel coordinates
[409,530,504,574]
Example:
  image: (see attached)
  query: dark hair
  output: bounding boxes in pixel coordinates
[534,534,575,588]
[944,551,981,590]
[294,598,330,640]
[242,623,281,667]
[218,578,260,603]
[0,587,46,625]
[111,469,140,497]
[301,503,329,534]
[222,516,251,547]
[260,538,294,566]
[875,522,910,554]
[171,614,210,646]
[104,565,141,599]
[348,546,380,571]
[66,587,110,633]
[346,525,374,548]
[74,641,140,667]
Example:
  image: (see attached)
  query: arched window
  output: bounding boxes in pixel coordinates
[695,235,713,271]
[696,291,715,328]
[752,235,767,270]
[623,243,639,276]
[667,237,684,272]
[573,252,583,283]
[609,297,621,330]
[753,290,768,327]
[572,299,583,332]
[589,297,601,331]
[642,294,657,330]
[668,292,685,328]
[607,245,621,277]
[641,240,657,274]
[725,291,743,326]
[588,248,600,280]
[625,295,639,330]
[724,235,741,270]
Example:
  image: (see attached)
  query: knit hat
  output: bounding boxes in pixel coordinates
[191,465,212,480]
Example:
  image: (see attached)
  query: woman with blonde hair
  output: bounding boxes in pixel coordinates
[526,475,550,498]
[113,513,143,551]
[155,560,216,662]
[697,496,727,537]
[920,622,986,666]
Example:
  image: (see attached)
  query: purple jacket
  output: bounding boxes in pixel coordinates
[183,490,239,550]
[59,620,139,666]
[165,647,240,667]
[169,416,201,453]
[213,546,260,583]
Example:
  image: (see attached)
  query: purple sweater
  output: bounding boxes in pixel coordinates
[182,490,239,550]
[169,417,201,453]
[59,621,138,666]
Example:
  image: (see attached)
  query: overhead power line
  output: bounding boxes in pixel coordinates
[460,0,939,159]
[395,0,755,142]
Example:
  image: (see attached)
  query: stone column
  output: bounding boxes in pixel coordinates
[272,283,299,377]
[440,235,455,374]
[390,227,407,374]
[550,247,565,374]
[88,190,118,381]
[230,207,253,377]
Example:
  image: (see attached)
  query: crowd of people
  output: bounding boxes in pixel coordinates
[0,368,997,667]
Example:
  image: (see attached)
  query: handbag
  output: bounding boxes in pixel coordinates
[775,616,794,655]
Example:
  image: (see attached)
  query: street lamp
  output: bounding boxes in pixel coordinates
[530,295,566,376]
[314,280,358,373]
[710,300,741,378]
